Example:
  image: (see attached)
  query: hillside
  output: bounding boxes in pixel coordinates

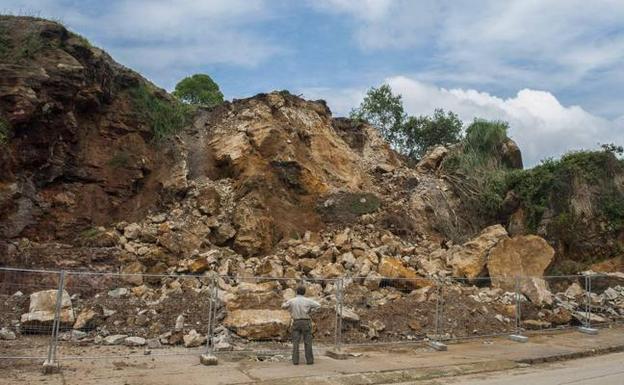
[1,15,623,276]
[1,16,624,349]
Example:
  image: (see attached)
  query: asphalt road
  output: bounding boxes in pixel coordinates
[415,352,624,385]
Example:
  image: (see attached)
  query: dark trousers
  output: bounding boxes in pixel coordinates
[291,319,313,364]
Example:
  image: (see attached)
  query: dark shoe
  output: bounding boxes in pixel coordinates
[293,362,299,365]
[306,362,314,365]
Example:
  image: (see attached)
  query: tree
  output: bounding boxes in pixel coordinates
[172,74,224,107]
[350,84,406,150]
[402,109,463,159]
[351,84,463,160]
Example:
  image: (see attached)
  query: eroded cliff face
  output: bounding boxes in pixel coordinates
[0,16,184,243]
[1,17,621,278]
[183,93,402,256]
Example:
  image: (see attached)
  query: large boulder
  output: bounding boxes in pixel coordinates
[501,138,523,169]
[487,235,555,305]
[416,146,449,172]
[21,290,75,330]
[225,282,282,311]
[447,225,509,279]
[378,257,431,289]
[223,309,290,340]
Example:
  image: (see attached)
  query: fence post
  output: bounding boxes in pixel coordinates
[509,275,528,342]
[578,274,598,335]
[428,277,447,351]
[43,270,65,374]
[200,275,218,365]
[334,278,343,352]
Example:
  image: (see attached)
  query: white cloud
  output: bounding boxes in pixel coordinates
[309,0,624,109]
[304,76,623,167]
[309,0,439,49]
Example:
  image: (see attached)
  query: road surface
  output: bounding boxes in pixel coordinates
[405,352,624,385]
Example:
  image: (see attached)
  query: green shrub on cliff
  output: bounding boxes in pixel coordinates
[506,150,624,233]
[131,84,191,141]
[441,120,512,223]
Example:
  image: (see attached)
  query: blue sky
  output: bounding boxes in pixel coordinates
[3,0,623,166]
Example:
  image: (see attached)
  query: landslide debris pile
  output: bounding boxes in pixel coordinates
[0,16,623,349]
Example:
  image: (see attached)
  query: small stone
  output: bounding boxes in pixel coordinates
[125,336,147,346]
[150,214,167,224]
[108,287,129,298]
[124,223,142,240]
[71,330,87,340]
[147,338,162,349]
[341,307,360,323]
[0,328,16,340]
[104,334,128,345]
[183,329,206,348]
[175,315,185,331]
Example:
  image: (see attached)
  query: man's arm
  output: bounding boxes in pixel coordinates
[308,298,321,312]
[281,299,291,309]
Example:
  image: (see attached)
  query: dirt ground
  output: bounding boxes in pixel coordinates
[2,327,624,385]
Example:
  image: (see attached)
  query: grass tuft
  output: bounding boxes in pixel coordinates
[130,84,191,141]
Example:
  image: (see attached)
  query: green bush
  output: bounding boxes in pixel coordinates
[131,84,191,141]
[318,192,381,223]
[440,120,512,223]
[173,74,224,107]
[506,150,624,233]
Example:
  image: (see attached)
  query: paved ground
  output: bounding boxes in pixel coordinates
[406,352,624,384]
[1,326,623,384]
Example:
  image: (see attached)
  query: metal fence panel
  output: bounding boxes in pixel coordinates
[213,275,340,356]
[54,271,214,359]
[0,268,62,361]
[2,267,624,363]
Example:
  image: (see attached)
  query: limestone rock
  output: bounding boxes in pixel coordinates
[21,290,75,329]
[447,225,508,279]
[341,307,360,323]
[123,223,142,240]
[487,235,555,305]
[108,287,129,298]
[255,259,284,277]
[416,146,448,172]
[104,334,128,345]
[565,283,585,298]
[121,261,145,286]
[378,257,430,289]
[183,329,206,348]
[0,328,16,340]
[310,263,345,279]
[501,138,523,169]
[125,336,146,346]
[73,307,100,330]
[223,309,290,340]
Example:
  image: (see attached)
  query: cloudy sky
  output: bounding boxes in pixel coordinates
[3,0,623,166]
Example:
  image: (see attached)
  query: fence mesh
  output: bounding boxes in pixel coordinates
[337,276,435,346]
[1,267,624,364]
[0,268,62,360]
[54,271,215,359]
[214,275,340,355]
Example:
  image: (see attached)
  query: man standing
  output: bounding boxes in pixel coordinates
[281,285,321,365]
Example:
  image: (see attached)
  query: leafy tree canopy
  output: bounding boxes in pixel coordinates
[173,74,224,107]
[351,84,463,160]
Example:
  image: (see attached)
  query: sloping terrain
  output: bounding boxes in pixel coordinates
[0,17,623,348]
